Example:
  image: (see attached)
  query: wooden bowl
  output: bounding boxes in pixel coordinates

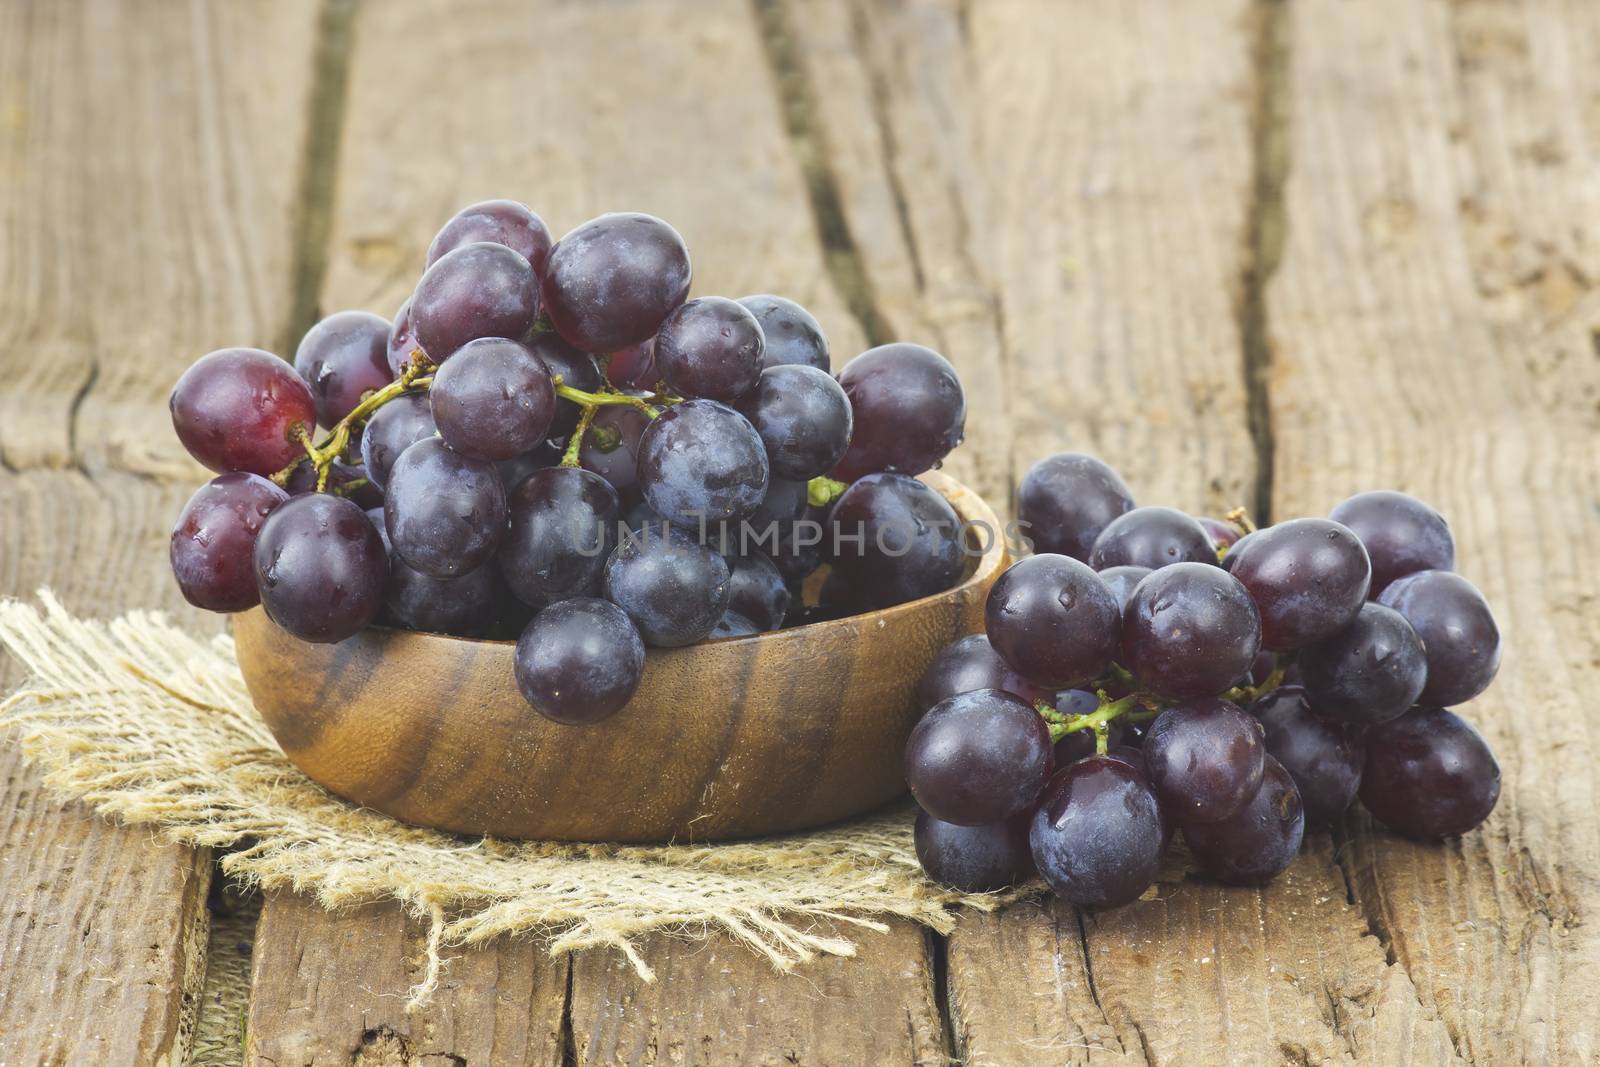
[234,471,1007,843]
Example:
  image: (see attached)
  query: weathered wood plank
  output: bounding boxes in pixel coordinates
[0,2,322,1062]
[1268,0,1600,1062]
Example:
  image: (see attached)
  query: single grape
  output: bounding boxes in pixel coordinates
[426,198,553,277]
[1029,755,1167,908]
[428,337,556,461]
[386,299,425,377]
[292,310,392,429]
[1297,602,1426,725]
[738,294,829,371]
[170,473,289,611]
[1096,564,1152,611]
[1182,754,1304,885]
[1088,506,1215,571]
[984,554,1121,689]
[411,242,540,360]
[383,437,508,577]
[1016,453,1135,561]
[1329,490,1455,596]
[725,551,790,631]
[1122,562,1262,699]
[604,524,731,646]
[578,401,650,503]
[904,689,1052,825]
[253,493,387,642]
[170,348,317,476]
[1359,706,1500,839]
[605,337,658,389]
[736,364,853,481]
[1195,516,1242,554]
[823,473,964,612]
[654,296,765,401]
[514,598,645,725]
[1377,570,1501,706]
[1144,697,1265,822]
[542,213,692,352]
[735,477,811,558]
[500,467,619,608]
[525,333,602,438]
[637,399,770,528]
[914,810,1035,892]
[495,442,559,494]
[1225,517,1371,650]
[359,392,437,493]
[385,558,498,637]
[1251,686,1364,825]
[831,343,965,481]
[915,633,1053,714]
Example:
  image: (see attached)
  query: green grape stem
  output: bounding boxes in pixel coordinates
[1035,660,1285,744]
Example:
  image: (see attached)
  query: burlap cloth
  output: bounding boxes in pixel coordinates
[0,592,1036,1004]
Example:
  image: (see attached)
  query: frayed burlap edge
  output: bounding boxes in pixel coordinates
[0,591,1040,1005]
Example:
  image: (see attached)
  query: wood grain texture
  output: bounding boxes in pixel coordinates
[1268,0,1600,1061]
[247,892,567,1067]
[0,2,321,1062]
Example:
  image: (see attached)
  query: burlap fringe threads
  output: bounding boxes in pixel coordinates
[0,592,1035,1005]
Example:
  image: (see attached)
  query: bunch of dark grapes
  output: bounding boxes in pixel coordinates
[168,200,971,726]
[911,453,1502,903]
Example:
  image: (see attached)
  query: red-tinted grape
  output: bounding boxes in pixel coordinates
[823,473,964,612]
[914,810,1035,892]
[915,633,1053,714]
[1145,697,1265,822]
[1029,755,1167,907]
[904,689,1052,825]
[1377,570,1501,706]
[1017,453,1135,561]
[542,213,692,352]
[1297,602,1426,725]
[1122,562,1262,699]
[1195,516,1242,553]
[1359,706,1499,839]
[604,524,731,646]
[170,348,317,476]
[1329,490,1455,597]
[383,437,508,577]
[738,294,830,371]
[984,554,1121,689]
[735,364,853,481]
[500,467,619,608]
[1251,685,1364,825]
[514,598,645,725]
[832,343,965,481]
[1225,518,1371,650]
[654,296,765,401]
[1088,506,1215,571]
[411,242,540,360]
[429,337,556,461]
[386,299,426,377]
[1182,754,1304,885]
[253,493,387,643]
[426,199,553,277]
[637,400,769,528]
[605,337,658,389]
[293,311,392,428]
[359,392,437,493]
[170,473,289,612]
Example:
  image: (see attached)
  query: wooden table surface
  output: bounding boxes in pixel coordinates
[1,0,1596,1064]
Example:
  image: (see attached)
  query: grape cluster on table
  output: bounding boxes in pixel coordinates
[168,199,974,725]
[911,452,1503,905]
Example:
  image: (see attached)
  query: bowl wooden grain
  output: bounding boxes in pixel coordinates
[234,471,1006,843]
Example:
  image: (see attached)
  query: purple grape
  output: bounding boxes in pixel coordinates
[604,524,731,646]
[725,551,790,631]
[292,311,393,429]
[385,559,498,637]
[500,467,619,608]
[514,598,645,725]
[1251,686,1364,825]
[359,392,436,493]
[914,810,1035,892]
[1195,516,1242,553]
[1122,562,1262,699]
[735,364,853,481]
[768,499,829,583]
[526,333,602,438]
[1029,755,1167,908]
[1182,754,1304,885]
[1225,518,1371,650]
[542,213,692,352]
[426,199,553,277]
[383,437,508,578]
[1144,697,1265,822]
[915,633,1053,714]
[984,554,1121,689]
[411,242,540,360]
[1242,648,1278,687]
[832,343,965,481]
[1096,564,1152,610]
[495,442,559,494]
[904,689,1052,825]
[823,473,964,612]
[605,337,658,389]
[578,401,650,503]
[1329,490,1455,596]
[1359,706,1499,839]
[738,294,830,371]
[386,299,425,377]
[654,296,765,401]
[253,493,387,642]
[282,457,381,509]
[429,337,556,461]
[738,477,811,556]
[1297,602,1426,725]
[1016,453,1136,561]
[1377,570,1501,706]
[171,473,289,612]
[711,611,761,638]
[1088,506,1215,571]
[170,348,317,476]
[637,400,769,529]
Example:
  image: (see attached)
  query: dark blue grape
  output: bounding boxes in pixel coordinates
[738,294,829,370]
[1017,453,1135,561]
[253,493,387,643]
[1030,755,1167,908]
[984,554,1121,689]
[383,437,507,577]
[914,810,1035,892]
[1182,755,1304,885]
[604,524,731,646]
[499,467,619,608]
[514,598,644,725]
[637,399,770,529]
[735,364,853,481]
[904,689,1052,825]
[1297,602,1426,725]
